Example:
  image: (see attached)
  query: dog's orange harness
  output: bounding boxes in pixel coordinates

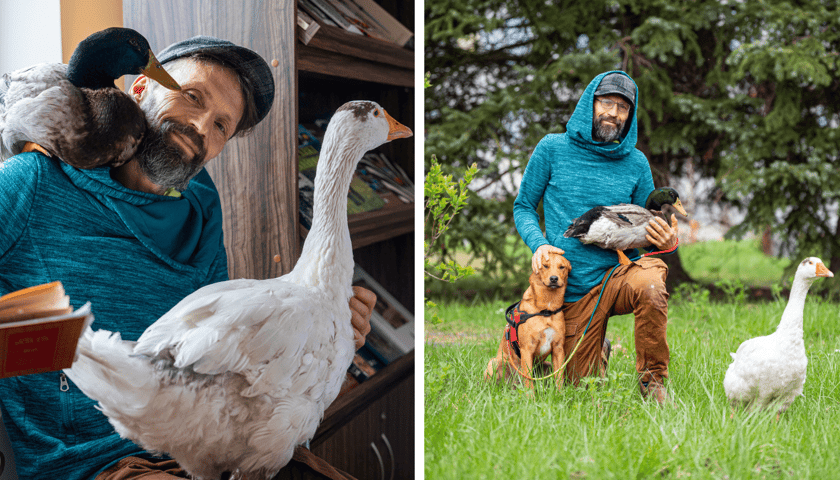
[504,301,563,358]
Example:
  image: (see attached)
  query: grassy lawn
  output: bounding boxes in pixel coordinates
[425,299,840,479]
[679,239,791,287]
[424,241,839,479]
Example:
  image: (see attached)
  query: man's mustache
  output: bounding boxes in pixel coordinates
[597,114,621,126]
[158,120,207,164]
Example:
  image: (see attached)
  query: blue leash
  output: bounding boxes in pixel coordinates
[565,264,621,365]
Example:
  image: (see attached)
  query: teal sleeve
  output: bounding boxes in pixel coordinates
[513,139,551,253]
[631,156,656,208]
[0,156,39,257]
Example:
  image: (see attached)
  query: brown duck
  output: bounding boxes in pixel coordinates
[0,27,180,168]
[564,186,688,265]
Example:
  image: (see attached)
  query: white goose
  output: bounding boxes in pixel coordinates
[723,257,833,413]
[64,100,412,480]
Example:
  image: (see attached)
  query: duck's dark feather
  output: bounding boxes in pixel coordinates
[0,63,145,167]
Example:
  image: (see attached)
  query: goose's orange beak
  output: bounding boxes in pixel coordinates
[816,262,834,278]
[383,109,412,141]
[673,199,688,217]
[141,50,181,91]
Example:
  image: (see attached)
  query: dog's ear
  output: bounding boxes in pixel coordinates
[563,259,571,272]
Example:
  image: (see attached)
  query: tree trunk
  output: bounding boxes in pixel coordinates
[662,251,694,291]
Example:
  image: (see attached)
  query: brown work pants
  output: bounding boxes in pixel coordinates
[95,457,188,480]
[94,448,356,480]
[561,256,670,385]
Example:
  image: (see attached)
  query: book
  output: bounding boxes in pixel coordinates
[0,282,93,379]
[326,0,391,42]
[346,353,378,383]
[352,265,413,365]
[346,0,413,47]
[308,0,363,35]
[297,9,321,45]
[298,0,339,28]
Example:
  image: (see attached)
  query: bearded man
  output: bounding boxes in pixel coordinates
[513,71,679,404]
[0,36,375,479]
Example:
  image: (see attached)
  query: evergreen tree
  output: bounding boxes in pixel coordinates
[425,0,840,287]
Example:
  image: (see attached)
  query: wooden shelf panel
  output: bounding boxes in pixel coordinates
[304,23,413,69]
[298,24,413,87]
[311,350,414,449]
[301,192,414,250]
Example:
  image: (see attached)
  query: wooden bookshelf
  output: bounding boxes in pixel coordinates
[295,6,415,477]
[300,192,413,250]
[296,3,415,309]
[298,23,413,86]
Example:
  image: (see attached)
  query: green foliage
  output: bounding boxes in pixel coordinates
[424,156,480,323]
[426,0,840,281]
[424,156,479,282]
[714,278,748,304]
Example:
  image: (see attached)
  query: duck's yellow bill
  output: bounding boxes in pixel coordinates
[141,50,181,91]
[673,199,688,217]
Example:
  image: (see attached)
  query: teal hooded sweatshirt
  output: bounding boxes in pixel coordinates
[513,71,660,302]
[0,153,229,479]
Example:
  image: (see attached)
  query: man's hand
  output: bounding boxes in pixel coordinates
[646,214,679,251]
[531,244,565,274]
[349,286,376,350]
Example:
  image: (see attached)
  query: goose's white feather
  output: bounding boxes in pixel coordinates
[65,100,410,479]
[723,256,833,413]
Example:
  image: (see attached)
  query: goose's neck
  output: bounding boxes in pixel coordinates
[289,134,361,290]
[777,277,812,333]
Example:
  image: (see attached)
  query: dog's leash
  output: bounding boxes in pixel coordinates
[503,264,621,384]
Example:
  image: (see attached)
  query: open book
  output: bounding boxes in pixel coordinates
[0,282,93,379]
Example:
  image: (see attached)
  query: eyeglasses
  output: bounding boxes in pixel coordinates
[596,97,631,114]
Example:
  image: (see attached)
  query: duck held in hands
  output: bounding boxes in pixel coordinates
[0,27,180,168]
[563,187,688,265]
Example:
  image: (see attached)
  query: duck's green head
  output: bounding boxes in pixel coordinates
[67,27,181,91]
[645,187,688,216]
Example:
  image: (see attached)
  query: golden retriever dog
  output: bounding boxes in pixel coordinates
[484,250,571,391]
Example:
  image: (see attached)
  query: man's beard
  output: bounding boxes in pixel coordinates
[134,119,207,192]
[592,114,625,143]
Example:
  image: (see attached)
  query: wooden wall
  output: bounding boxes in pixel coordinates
[124,0,299,280]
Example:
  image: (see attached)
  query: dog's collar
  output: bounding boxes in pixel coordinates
[505,301,563,326]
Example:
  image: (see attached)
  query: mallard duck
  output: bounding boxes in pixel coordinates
[563,186,688,265]
[723,257,833,413]
[0,27,180,168]
[65,101,412,480]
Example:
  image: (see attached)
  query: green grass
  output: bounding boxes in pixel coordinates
[679,239,791,287]
[424,298,840,479]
